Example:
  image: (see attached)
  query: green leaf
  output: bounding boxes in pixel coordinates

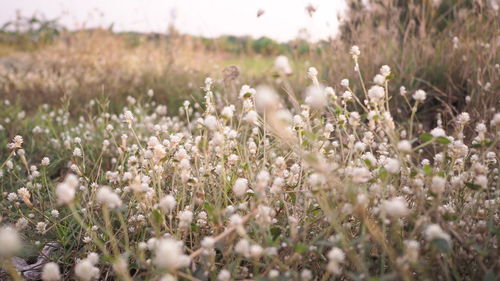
[420,133,433,142]
[294,242,308,254]
[432,238,451,253]
[423,165,433,176]
[151,209,164,226]
[465,182,481,190]
[436,136,451,145]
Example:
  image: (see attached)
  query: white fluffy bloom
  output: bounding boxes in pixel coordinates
[384,158,400,174]
[327,247,345,274]
[96,186,122,209]
[431,176,446,194]
[74,258,100,281]
[41,157,50,166]
[233,178,248,198]
[350,45,360,57]
[381,197,409,218]
[221,105,235,119]
[305,85,327,109]
[244,110,259,124]
[204,115,219,131]
[255,85,279,112]
[340,79,349,88]
[368,85,385,104]
[0,227,21,257]
[351,167,371,183]
[398,140,412,153]
[178,210,193,229]
[154,238,191,271]
[424,224,451,243]
[56,174,79,205]
[380,65,391,77]
[274,55,292,75]
[373,74,385,85]
[430,127,446,137]
[412,89,427,102]
[217,269,231,281]
[42,262,61,281]
[159,195,176,212]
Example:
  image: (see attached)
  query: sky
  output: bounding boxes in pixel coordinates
[0,0,347,42]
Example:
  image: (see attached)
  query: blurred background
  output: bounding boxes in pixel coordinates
[0,0,498,125]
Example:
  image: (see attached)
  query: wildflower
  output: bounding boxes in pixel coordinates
[373,74,385,85]
[36,222,47,234]
[244,110,259,124]
[123,110,135,124]
[340,79,349,88]
[51,209,60,218]
[74,257,100,281]
[55,173,80,203]
[0,226,21,257]
[217,269,231,281]
[350,45,360,57]
[327,247,345,274]
[398,140,412,153]
[305,85,327,109]
[381,197,409,218]
[96,186,122,209]
[368,85,385,104]
[431,176,446,194]
[221,105,235,119]
[178,210,193,229]
[424,224,451,243]
[9,135,23,149]
[159,195,176,212]
[457,112,470,124]
[384,158,400,174]
[351,167,371,183]
[239,85,256,99]
[380,65,391,77]
[255,85,279,112]
[73,148,82,157]
[274,55,292,75]
[412,90,427,102]
[204,115,219,131]
[400,86,407,96]
[41,157,50,166]
[430,127,446,137]
[42,262,61,281]
[154,238,191,271]
[233,178,248,198]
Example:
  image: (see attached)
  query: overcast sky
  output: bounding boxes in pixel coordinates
[0,0,347,42]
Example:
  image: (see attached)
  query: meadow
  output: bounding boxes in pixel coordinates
[0,0,498,280]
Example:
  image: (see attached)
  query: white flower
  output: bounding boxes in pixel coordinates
[350,45,360,57]
[327,247,345,274]
[430,127,446,137]
[255,85,279,112]
[380,65,391,77]
[373,74,385,85]
[178,210,193,229]
[340,79,349,88]
[42,262,61,281]
[221,105,235,119]
[41,157,50,166]
[431,176,446,194]
[74,258,100,281]
[384,158,400,174]
[307,67,318,79]
[96,186,122,209]
[159,195,176,212]
[217,269,231,281]
[398,140,412,153]
[244,110,259,124]
[0,227,21,257]
[412,89,427,102]
[368,85,385,104]
[274,55,292,75]
[204,115,219,131]
[56,174,79,205]
[381,197,409,218]
[233,178,248,198]
[351,167,371,183]
[305,85,327,109]
[457,112,470,124]
[424,224,451,243]
[154,238,191,271]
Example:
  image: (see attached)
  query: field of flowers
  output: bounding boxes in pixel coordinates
[0,43,498,280]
